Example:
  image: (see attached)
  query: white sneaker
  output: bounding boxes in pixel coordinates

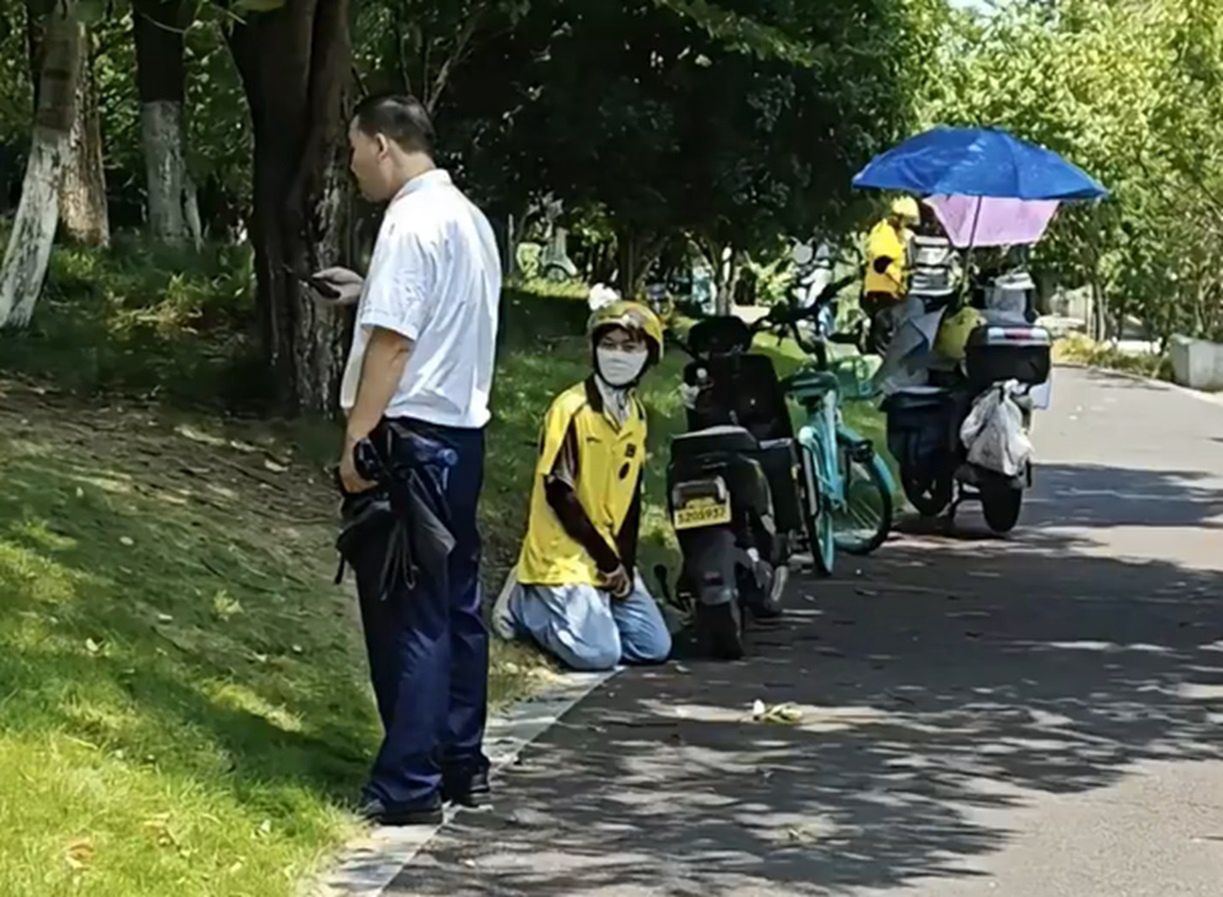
[491,567,519,641]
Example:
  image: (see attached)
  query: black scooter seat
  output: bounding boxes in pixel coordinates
[671,425,760,459]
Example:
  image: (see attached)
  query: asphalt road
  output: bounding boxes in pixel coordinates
[389,366,1223,897]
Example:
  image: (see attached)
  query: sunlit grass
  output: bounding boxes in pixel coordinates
[0,284,689,896]
[0,267,885,894]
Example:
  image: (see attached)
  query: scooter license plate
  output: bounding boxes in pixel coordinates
[673,497,732,531]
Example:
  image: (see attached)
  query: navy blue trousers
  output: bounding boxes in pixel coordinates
[354,418,489,807]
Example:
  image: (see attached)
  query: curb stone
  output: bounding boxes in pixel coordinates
[301,667,618,897]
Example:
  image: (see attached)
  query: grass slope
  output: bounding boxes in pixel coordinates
[0,279,689,895]
[0,244,884,894]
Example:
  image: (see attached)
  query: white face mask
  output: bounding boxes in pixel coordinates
[597,347,649,387]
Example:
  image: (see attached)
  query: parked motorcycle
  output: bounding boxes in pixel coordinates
[852,125,1104,535]
[663,277,857,659]
[883,293,1051,534]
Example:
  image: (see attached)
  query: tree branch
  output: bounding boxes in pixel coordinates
[427,0,490,114]
[392,12,411,94]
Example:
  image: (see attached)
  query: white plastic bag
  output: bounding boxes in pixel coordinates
[960,382,1032,477]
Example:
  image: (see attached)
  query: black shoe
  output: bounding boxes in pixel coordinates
[356,795,444,827]
[442,768,491,808]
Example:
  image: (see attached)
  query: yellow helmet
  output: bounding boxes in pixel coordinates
[891,196,921,224]
[588,300,664,362]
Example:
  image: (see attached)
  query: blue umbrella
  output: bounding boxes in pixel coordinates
[852,126,1107,201]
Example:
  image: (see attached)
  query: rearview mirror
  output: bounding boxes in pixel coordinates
[791,242,815,266]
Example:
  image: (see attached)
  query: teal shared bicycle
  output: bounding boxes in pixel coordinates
[776,272,896,575]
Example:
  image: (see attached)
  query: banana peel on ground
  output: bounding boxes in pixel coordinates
[751,699,804,724]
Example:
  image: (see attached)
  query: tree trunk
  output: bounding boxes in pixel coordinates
[717,248,739,316]
[616,231,639,296]
[0,2,84,327]
[59,36,109,247]
[25,1,45,105]
[696,235,735,315]
[615,228,663,297]
[134,0,201,247]
[1089,277,1107,343]
[228,0,352,415]
[593,242,616,284]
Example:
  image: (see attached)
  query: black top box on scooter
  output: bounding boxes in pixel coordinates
[964,324,1051,389]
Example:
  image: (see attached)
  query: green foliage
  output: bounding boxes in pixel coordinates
[740,246,794,307]
[0,0,32,164]
[183,6,253,229]
[1054,333,1174,382]
[0,233,263,405]
[77,0,110,24]
[653,0,821,65]
[922,0,1223,344]
[354,0,531,105]
[2,0,948,292]
[406,0,944,276]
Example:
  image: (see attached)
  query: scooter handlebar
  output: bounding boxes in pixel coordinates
[758,273,858,331]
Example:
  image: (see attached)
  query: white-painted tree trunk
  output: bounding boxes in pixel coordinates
[0,132,71,326]
[0,2,83,328]
[141,99,200,247]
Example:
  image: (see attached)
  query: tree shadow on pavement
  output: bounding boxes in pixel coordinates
[896,463,1223,540]
[1030,464,1223,531]
[394,461,1223,896]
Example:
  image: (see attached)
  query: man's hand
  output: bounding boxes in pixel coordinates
[338,437,377,495]
[309,266,364,307]
[600,565,633,600]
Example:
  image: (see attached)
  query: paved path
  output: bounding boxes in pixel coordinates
[389,367,1223,897]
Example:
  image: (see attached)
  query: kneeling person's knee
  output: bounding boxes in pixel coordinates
[614,588,672,665]
[628,624,671,664]
[563,639,622,672]
[529,585,623,671]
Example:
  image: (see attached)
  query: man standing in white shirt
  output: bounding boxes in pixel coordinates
[312,95,501,826]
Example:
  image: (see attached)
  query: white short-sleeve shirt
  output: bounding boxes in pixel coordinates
[340,169,502,428]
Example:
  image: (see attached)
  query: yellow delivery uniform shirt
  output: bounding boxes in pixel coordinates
[864,219,912,299]
[517,381,648,587]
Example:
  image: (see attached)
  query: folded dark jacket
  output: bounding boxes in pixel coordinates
[335,421,457,601]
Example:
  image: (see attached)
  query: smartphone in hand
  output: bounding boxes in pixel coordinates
[305,275,342,300]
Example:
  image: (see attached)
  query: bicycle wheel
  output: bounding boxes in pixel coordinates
[832,444,893,555]
[799,432,836,577]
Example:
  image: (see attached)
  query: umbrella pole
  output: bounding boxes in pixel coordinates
[960,195,984,308]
